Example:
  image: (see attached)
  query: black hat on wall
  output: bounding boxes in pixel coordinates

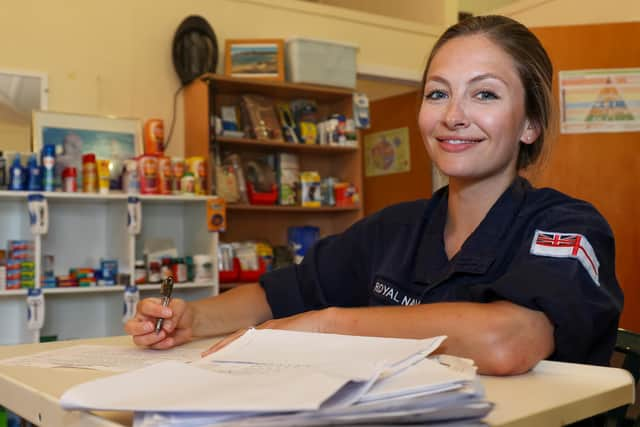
[172,15,219,85]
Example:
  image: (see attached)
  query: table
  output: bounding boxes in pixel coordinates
[0,336,634,427]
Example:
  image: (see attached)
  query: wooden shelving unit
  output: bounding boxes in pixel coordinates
[184,73,364,245]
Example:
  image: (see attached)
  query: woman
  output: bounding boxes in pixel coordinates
[125,15,622,376]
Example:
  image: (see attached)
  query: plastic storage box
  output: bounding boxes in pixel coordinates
[285,37,358,88]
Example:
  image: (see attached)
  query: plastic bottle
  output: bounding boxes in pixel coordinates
[26,154,42,191]
[0,150,6,189]
[41,144,56,192]
[8,154,24,191]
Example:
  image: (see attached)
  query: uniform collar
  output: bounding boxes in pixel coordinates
[413,176,531,286]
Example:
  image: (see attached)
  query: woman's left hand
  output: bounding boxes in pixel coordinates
[201,308,331,357]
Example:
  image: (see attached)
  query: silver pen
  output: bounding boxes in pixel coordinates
[155,276,174,334]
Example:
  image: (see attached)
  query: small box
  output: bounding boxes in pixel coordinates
[300,171,322,207]
[276,153,299,206]
[285,37,358,88]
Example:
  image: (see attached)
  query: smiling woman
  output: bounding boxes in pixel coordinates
[125,16,622,379]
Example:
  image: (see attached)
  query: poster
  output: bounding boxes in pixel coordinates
[559,68,640,134]
[364,127,410,177]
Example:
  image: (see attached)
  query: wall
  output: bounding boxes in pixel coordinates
[527,22,640,331]
[495,0,640,26]
[311,0,456,27]
[0,0,442,157]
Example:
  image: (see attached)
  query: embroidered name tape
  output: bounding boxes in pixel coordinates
[372,277,421,306]
[530,230,600,286]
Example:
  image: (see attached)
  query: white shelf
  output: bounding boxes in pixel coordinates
[0,191,219,345]
[0,282,215,297]
[0,190,215,202]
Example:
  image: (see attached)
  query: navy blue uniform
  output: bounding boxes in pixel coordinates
[260,177,623,365]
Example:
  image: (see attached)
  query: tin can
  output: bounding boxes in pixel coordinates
[62,167,77,192]
[82,153,98,193]
[157,155,172,195]
[171,158,185,194]
[138,155,158,194]
[186,156,206,195]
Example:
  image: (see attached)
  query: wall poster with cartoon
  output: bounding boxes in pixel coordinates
[364,127,411,177]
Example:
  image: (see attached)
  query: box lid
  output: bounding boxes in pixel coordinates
[286,36,359,50]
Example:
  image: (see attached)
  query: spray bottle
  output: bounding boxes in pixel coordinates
[8,154,24,191]
[26,153,42,191]
[41,144,56,192]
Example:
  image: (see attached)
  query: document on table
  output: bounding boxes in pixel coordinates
[132,361,489,427]
[0,345,203,372]
[60,329,448,412]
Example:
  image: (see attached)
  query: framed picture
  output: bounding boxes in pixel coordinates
[224,39,285,81]
[32,110,142,186]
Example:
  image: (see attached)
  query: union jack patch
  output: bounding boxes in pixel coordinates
[530,230,600,286]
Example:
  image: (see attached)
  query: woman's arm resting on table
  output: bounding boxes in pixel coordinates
[326,300,554,376]
[213,300,554,376]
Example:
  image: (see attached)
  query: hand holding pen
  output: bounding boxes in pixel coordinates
[155,276,175,334]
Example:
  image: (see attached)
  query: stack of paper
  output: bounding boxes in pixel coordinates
[59,329,493,426]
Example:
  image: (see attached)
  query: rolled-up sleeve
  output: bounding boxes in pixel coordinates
[260,217,374,318]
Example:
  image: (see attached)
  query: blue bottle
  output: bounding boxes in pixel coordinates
[41,144,56,192]
[27,153,42,191]
[8,154,24,191]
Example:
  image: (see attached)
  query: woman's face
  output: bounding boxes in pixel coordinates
[418,34,538,186]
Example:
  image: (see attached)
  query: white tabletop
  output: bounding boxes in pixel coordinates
[0,336,634,427]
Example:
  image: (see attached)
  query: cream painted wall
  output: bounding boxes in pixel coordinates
[494,0,640,26]
[313,0,456,26]
[0,0,442,156]
[459,0,520,15]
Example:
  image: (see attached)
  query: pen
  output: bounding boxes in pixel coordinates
[155,276,174,334]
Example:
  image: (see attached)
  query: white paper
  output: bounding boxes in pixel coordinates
[359,357,472,402]
[0,345,203,372]
[201,329,446,379]
[60,361,350,412]
[60,330,448,413]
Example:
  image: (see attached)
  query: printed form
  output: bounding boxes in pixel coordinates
[59,329,448,412]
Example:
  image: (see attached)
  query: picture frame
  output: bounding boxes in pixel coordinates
[32,110,142,185]
[224,38,285,81]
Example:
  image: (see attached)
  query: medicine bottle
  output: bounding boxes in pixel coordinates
[134,260,146,284]
[82,153,98,192]
[148,261,161,284]
[171,258,187,283]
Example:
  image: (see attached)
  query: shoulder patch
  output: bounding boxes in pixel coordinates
[530,230,600,286]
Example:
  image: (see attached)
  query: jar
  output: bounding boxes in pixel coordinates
[134,260,146,284]
[62,167,77,192]
[171,257,187,283]
[82,153,98,192]
[148,261,162,284]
